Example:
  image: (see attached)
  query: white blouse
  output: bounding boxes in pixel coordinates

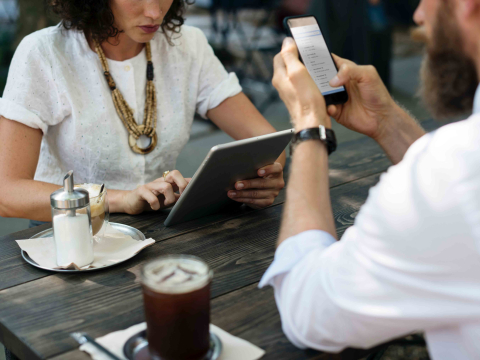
[0,24,242,189]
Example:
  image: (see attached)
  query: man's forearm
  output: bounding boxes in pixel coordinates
[375,103,426,164]
[278,141,336,246]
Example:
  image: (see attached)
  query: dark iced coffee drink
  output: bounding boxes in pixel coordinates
[141,255,212,360]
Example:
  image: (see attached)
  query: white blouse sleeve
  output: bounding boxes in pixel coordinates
[193,28,242,118]
[0,34,69,134]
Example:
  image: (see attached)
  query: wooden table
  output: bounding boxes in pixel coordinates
[0,120,439,360]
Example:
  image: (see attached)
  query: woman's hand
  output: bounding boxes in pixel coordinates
[272,38,331,131]
[227,162,285,209]
[121,170,190,215]
[327,54,397,140]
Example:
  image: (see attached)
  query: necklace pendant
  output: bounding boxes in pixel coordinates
[129,125,157,155]
[129,133,157,155]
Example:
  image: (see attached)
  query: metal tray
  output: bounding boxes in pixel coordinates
[21,222,146,273]
[123,330,222,360]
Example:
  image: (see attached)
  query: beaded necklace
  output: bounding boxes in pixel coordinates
[94,40,158,155]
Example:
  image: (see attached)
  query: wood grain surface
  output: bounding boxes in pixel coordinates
[0,131,395,292]
[1,173,380,360]
[48,283,387,360]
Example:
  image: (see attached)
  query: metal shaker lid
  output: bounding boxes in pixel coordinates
[50,171,90,209]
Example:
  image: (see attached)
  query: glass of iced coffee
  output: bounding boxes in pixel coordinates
[141,255,213,360]
[74,184,109,236]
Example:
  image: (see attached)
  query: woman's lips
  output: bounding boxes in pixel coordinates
[139,25,160,34]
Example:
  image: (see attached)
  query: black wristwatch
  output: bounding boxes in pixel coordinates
[291,126,337,155]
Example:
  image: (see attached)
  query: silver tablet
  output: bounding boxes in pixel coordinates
[164,129,294,226]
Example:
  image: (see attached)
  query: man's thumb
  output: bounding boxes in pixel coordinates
[281,37,300,66]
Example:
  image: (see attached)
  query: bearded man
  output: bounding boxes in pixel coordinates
[258,0,480,358]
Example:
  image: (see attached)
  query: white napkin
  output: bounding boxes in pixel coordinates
[80,322,265,360]
[16,224,155,270]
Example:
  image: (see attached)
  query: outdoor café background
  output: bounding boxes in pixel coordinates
[0,0,426,237]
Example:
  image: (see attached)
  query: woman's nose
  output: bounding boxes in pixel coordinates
[144,0,162,21]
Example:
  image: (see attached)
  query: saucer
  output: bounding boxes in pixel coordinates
[123,330,222,360]
[22,222,145,273]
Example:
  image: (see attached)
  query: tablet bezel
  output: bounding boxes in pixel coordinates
[164,129,294,226]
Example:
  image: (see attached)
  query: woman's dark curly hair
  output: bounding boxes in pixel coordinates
[48,0,193,44]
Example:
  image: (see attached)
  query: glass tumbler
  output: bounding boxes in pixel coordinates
[141,255,213,360]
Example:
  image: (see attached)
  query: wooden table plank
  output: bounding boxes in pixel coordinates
[1,174,380,360]
[46,280,402,360]
[0,131,391,292]
[210,283,389,360]
[47,281,388,360]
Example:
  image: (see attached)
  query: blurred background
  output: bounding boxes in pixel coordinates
[0,0,426,233]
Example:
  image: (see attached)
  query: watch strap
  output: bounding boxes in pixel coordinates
[292,126,337,155]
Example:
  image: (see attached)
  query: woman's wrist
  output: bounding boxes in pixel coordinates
[107,189,128,213]
[276,151,287,168]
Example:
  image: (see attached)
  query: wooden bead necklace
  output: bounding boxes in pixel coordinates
[94,40,158,155]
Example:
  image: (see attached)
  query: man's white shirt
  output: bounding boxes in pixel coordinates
[259,85,480,359]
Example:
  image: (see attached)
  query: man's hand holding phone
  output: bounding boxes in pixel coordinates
[327,55,398,140]
[328,54,425,163]
[274,34,425,163]
[273,38,331,131]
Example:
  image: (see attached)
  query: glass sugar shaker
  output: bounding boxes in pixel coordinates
[50,170,94,268]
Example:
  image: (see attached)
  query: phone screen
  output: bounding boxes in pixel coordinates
[288,17,345,96]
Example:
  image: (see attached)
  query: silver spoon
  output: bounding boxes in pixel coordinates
[97,184,105,203]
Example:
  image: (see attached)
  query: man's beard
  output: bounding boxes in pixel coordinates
[419,2,478,119]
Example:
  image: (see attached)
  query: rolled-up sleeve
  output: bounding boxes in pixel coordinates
[193,29,242,118]
[0,34,68,134]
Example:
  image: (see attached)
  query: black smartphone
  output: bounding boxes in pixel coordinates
[283,15,348,106]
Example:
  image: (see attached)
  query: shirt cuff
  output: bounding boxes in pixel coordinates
[259,230,336,288]
[196,72,242,118]
[0,98,48,134]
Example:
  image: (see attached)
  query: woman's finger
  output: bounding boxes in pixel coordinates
[158,182,177,206]
[152,177,179,193]
[257,162,283,177]
[138,186,161,211]
[148,181,177,207]
[164,170,188,194]
[235,177,284,191]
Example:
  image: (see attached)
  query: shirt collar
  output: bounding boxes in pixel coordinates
[474,84,480,114]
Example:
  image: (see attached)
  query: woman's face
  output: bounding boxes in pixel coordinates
[110,0,174,43]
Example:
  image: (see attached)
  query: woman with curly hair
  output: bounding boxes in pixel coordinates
[0,0,286,223]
